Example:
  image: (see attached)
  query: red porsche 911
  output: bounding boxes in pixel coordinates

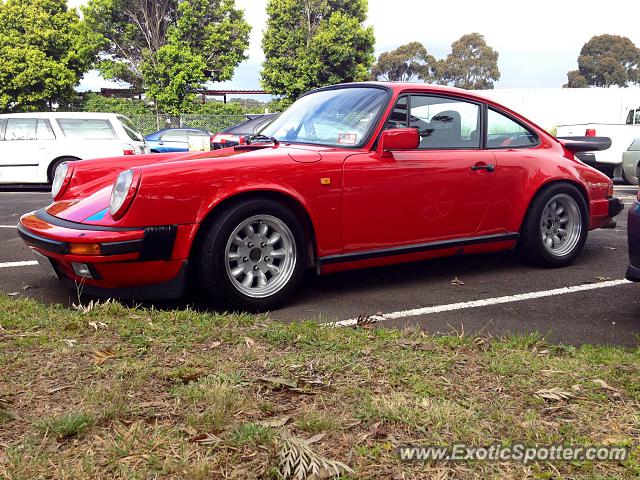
[18,82,623,311]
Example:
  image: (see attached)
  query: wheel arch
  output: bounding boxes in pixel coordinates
[190,190,318,270]
[47,155,81,182]
[519,178,590,233]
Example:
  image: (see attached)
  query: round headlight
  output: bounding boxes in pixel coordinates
[51,162,69,199]
[109,169,135,219]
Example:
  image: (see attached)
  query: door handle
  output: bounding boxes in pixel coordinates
[471,163,495,172]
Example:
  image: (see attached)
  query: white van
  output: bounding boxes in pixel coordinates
[0,112,148,184]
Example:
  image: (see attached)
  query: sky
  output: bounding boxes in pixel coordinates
[68,0,640,92]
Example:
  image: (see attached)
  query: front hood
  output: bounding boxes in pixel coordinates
[47,144,333,226]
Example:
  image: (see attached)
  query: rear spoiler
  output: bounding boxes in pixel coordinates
[556,136,611,154]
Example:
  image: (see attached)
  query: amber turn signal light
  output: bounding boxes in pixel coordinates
[68,243,101,255]
[607,183,614,198]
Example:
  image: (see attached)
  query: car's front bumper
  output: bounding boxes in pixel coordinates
[18,208,196,300]
[627,200,640,282]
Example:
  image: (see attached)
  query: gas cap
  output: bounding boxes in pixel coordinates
[288,148,322,163]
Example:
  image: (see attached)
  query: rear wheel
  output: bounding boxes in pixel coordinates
[519,184,588,267]
[195,199,307,311]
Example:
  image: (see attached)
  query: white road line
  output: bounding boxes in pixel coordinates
[333,279,632,327]
[0,260,38,268]
[0,225,16,228]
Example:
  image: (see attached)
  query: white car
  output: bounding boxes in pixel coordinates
[557,107,640,184]
[621,137,640,185]
[0,112,148,184]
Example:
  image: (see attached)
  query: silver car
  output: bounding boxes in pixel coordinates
[622,138,640,185]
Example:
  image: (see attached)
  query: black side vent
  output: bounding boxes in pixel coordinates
[140,225,177,261]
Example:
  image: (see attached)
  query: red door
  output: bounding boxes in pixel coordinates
[342,149,497,252]
[341,93,498,253]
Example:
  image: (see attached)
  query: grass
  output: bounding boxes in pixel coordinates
[34,412,95,440]
[0,295,639,478]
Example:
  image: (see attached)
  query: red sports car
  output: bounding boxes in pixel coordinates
[18,82,623,311]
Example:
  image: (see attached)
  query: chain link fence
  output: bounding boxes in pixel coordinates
[127,114,249,135]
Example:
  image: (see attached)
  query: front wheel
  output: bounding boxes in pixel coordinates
[518,184,588,268]
[195,199,307,311]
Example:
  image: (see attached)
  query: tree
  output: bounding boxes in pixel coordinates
[261,0,375,101]
[564,70,588,88]
[0,0,98,112]
[370,42,436,82]
[566,34,640,87]
[439,33,500,89]
[83,0,251,113]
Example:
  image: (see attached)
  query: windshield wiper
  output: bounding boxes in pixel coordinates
[244,134,280,146]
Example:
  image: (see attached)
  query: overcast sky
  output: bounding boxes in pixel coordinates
[68,0,640,92]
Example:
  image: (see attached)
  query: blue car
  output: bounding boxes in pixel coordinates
[145,128,211,153]
[627,194,640,281]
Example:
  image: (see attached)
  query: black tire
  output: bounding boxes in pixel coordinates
[48,157,78,183]
[195,199,307,312]
[518,183,588,268]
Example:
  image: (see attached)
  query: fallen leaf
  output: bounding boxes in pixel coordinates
[91,349,116,365]
[62,339,77,347]
[534,387,575,402]
[7,292,20,297]
[88,321,108,331]
[47,385,73,394]
[593,379,618,392]
[22,285,31,291]
[595,276,611,281]
[305,432,327,445]
[571,384,582,391]
[450,277,465,286]
[258,415,291,428]
[244,337,255,347]
[259,376,298,389]
[189,433,222,446]
[209,341,222,348]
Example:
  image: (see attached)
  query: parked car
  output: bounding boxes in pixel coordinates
[621,137,640,185]
[557,107,640,183]
[18,82,623,311]
[0,112,148,184]
[211,114,278,149]
[145,128,212,153]
[627,191,640,282]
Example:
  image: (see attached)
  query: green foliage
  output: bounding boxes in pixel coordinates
[371,42,436,82]
[566,34,640,87]
[261,0,375,101]
[438,33,500,90]
[82,93,150,116]
[34,412,95,439]
[0,0,99,112]
[140,42,208,115]
[83,0,251,112]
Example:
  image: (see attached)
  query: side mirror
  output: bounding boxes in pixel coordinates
[376,128,420,157]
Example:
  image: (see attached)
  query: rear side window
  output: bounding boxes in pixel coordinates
[161,130,188,141]
[118,116,144,142]
[629,138,640,151]
[487,109,538,148]
[57,119,116,139]
[3,118,55,141]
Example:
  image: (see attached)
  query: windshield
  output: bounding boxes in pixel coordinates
[261,87,388,147]
[118,115,144,142]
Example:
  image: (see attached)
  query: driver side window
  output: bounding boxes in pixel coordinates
[385,95,481,149]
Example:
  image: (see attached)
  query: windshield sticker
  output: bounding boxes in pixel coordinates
[337,133,358,145]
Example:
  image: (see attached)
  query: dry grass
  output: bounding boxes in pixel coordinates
[0,296,639,478]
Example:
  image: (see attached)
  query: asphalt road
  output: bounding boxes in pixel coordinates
[1,187,638,346]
